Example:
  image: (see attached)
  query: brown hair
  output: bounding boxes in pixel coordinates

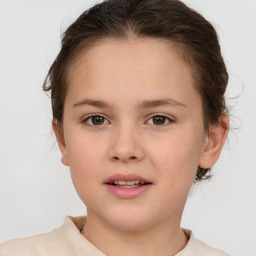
[43,0,229,182]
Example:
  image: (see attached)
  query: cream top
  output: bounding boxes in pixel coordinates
[0,216,230,256]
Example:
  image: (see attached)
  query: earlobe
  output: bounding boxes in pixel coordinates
[199,115,229,169]
[52,119,69,166]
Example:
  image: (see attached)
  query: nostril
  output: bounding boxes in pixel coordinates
[112,156,136,160]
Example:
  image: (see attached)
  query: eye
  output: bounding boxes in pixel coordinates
[82,114,110,126]
[146,114,174,126]
[82,114,173,126]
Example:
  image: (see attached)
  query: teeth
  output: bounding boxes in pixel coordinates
[112,180,145,187]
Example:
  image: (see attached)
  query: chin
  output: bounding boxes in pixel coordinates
[102,207,156,232]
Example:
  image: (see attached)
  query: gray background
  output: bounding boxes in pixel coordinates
[0,0,255,255]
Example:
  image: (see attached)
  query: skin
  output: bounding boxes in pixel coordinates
[53,37,228,256]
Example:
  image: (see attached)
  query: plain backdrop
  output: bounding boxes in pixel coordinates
[0,0,255,255]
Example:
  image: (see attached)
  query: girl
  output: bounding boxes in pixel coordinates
[0,0,230,255]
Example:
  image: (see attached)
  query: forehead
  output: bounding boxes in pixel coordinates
[66,37,200,109]
[69,37,191,80]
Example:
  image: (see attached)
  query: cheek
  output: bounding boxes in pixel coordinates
[68,142,100,169]
[66,127,106,166]
[149,130,203,186]
[65,132,106,198]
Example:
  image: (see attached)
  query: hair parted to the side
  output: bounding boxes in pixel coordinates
[43,0,229,182]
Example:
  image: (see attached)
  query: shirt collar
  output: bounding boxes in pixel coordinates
[59,216,196,256]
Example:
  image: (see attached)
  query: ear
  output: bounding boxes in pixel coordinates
[52,119,69,166]
[199,115,229,169]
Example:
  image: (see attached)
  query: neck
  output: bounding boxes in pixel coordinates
[81,213,188,256]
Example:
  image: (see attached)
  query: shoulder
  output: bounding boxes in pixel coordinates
[0,216,86,256]
[0,216,104,256]
[193,238,230,256]
[0,229,66,256]
[177,229,230,256]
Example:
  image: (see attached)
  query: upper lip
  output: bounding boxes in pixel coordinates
[104,173,152,184]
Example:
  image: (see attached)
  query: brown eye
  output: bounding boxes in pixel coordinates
[83,115,109,126]
[91,116,105,125]
[153,116,166,125]
[147,115,173,126]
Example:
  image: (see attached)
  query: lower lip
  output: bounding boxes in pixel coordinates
[104,184,152,199]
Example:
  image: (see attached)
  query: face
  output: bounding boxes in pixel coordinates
[54,37,226,231]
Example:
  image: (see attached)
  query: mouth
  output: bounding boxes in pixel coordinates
[108,180,150,188]
[104,173,152,187]
[103,174,153,199]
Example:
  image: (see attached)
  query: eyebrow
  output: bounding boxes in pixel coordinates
[73,98,187,109]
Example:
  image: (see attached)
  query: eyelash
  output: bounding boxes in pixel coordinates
[81,113,174,127]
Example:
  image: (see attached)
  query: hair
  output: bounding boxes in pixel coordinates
[43,0,229,182]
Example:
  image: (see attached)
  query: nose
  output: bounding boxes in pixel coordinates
[108,125,144,163]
